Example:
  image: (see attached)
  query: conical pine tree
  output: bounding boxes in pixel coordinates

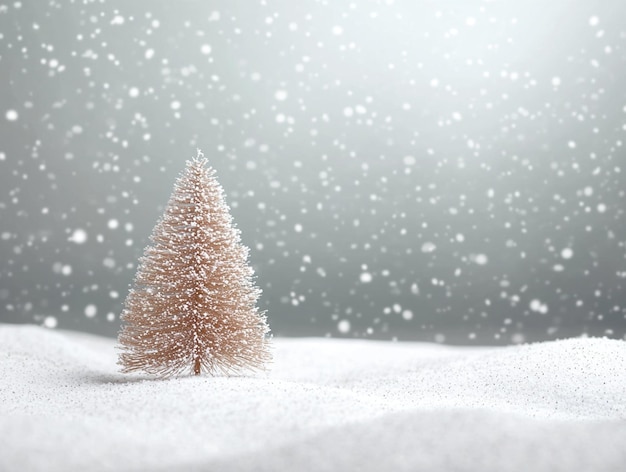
[118,150,271,377]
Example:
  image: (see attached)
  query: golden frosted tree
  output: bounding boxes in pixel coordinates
[118,150,271,377]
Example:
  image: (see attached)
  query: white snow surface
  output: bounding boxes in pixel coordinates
[1,324,625,472]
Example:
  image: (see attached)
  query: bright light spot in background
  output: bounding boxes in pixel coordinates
[403,156,416,166]
[421,242,436,253]
[589,16,599,26]
[274,90,288,101]
[332,25,343,35]
[529,299,549,314]
[561,248,573,259]
[50,262,73,277]
[360,272,373,283]
[43,316,58,328]
[471,254,488,265]
[128,87,139,98]
[69,229,88,244]
[337,319,350,333]
[201,44,212,55]
[5,109,18,121]
[84,304,97,318]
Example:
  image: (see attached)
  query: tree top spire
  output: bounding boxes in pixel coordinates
[194,148,205,161]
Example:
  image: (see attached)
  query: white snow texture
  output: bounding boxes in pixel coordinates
[1,324,625,472]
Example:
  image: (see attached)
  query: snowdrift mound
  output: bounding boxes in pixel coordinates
[1,324,625,472]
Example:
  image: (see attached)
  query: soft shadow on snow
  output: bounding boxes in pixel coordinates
[82,373,148,385]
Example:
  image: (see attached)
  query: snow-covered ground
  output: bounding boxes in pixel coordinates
[1,324,625,472]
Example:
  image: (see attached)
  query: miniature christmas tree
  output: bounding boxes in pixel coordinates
[118,150,271,377]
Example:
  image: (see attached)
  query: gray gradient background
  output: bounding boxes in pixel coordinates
[1,0,625,344]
